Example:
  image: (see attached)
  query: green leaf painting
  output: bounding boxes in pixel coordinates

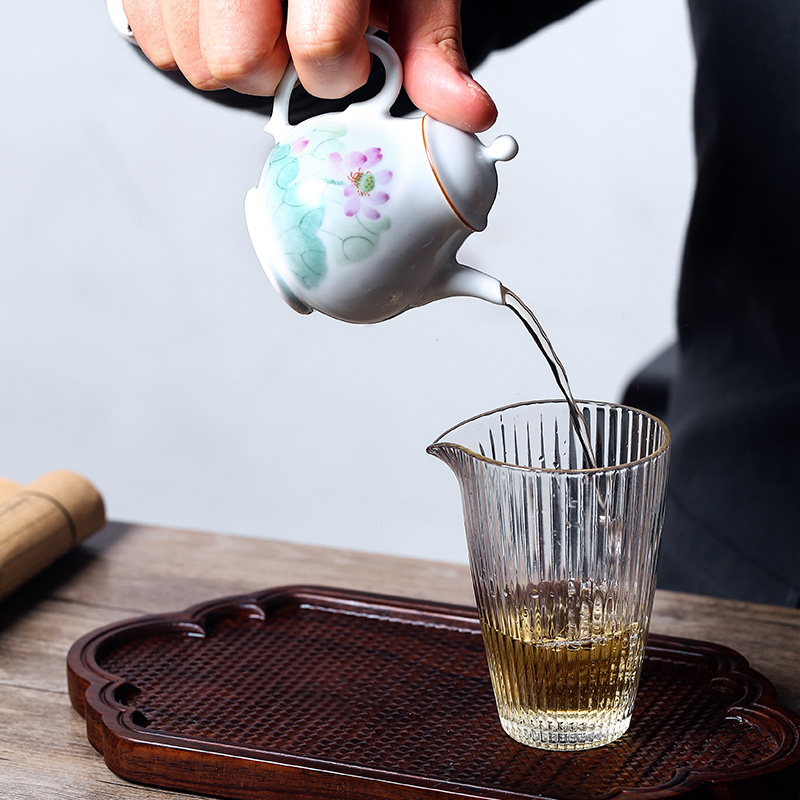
[259,123,393,290]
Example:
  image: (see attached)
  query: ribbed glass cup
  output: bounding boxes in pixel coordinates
[428,400,670,751]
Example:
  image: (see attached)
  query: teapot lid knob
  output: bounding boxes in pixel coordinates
[485,135,519,164]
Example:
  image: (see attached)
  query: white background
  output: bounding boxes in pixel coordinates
[0,0,694,563]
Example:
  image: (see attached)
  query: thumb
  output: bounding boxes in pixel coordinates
[387,0,497,132]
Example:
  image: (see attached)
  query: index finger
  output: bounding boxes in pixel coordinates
[199,0,289,95]
[286,0,372,99]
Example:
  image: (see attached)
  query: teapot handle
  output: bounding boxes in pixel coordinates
[272,34,404,125]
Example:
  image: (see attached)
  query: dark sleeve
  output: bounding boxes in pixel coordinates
[460,0,599,56]
[144,0,597,121]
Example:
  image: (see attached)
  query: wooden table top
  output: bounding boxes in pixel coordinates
[2,521,799,799]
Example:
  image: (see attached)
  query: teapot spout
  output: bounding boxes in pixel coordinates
[413,261,504,308]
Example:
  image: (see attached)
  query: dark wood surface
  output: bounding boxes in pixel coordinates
[2,521,799,799]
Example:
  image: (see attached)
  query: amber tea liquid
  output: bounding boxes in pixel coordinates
[480,581,644,750]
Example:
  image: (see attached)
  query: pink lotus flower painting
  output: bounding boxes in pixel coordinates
[329,148,392,220]
[260,124,394,277]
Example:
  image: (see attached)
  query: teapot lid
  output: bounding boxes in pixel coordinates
[422,116,518,232]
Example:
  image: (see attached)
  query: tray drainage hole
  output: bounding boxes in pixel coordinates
[130,710,151,728]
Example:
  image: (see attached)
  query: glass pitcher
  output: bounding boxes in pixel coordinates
[428,400,671,750]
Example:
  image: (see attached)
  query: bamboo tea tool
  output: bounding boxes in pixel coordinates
[0,471,105,601]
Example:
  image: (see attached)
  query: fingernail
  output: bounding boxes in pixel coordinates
[457,68,497,127]
[457,68,482,92]
[457,68,495,106]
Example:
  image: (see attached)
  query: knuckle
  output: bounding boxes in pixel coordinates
[431,24,462,57]
[205,46,268,85]
[141,43,178,72]
[291,24,359,65]
[152,55,179,72]
[182,61,225,91]
[189,72,224,92]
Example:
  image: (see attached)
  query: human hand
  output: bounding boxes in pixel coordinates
[119,0,497,132]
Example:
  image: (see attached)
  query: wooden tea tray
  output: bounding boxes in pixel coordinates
[67,585,800,799]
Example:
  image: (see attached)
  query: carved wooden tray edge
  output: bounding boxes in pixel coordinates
[66,584,800,800]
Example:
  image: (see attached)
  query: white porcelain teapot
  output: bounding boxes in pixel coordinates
[245,35,517,324]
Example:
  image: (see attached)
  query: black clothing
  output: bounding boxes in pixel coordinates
[658,0,800,606]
